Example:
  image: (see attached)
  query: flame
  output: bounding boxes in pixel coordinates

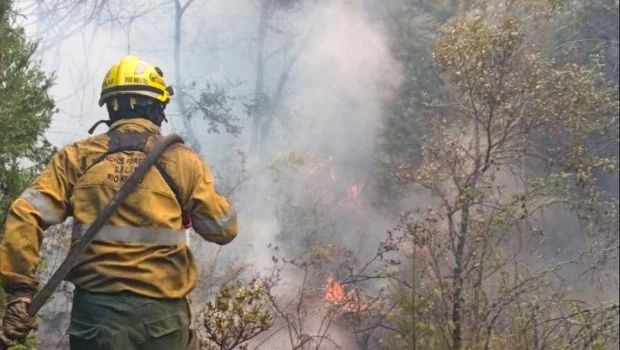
[322,274,369,312]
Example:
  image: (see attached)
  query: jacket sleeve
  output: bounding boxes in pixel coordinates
[0,146,76,298]
[187,156,238,245]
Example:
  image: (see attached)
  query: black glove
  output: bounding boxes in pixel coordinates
[0,297,37,347]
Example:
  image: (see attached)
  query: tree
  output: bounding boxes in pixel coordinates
[555,0,619,86]
[377,0,618,348]
[248,0,307,163]
[0,1,56,348]
[0,0,56,233]
[375,0,461,209]
[13,0,110,55]
[172,0,199,150]
[172,0,246,154]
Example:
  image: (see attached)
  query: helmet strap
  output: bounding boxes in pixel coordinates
[88,120,112,135]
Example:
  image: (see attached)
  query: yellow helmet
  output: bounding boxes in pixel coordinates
[98,55,173,107]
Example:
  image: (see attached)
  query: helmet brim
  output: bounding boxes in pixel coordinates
[99,85,170,106]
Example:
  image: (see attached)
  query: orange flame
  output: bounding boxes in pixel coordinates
[322,274,369,312]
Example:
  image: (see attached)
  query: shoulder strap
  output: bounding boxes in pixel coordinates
[84,130,150,173]
[83,130,189,222]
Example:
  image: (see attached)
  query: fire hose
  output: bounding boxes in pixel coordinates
[0,134,184,350]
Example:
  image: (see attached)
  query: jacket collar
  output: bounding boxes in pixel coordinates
[109,118,161,135]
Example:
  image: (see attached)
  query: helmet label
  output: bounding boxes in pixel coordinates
[125,77,148,84]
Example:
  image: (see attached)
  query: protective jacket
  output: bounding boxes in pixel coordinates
[0,118,238,300]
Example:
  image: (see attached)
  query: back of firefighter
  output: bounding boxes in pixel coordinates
[0,55,238,350]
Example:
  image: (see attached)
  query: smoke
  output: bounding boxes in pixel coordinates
[238,2,401,347]
[284,0,400,158]
[235,0,401,268]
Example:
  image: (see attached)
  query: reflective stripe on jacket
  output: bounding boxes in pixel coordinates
[0,118,238,299]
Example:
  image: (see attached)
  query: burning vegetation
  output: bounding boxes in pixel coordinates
[322,273,369,313]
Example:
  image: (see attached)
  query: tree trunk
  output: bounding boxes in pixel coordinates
[174,0,199,151]
[452,200,471,349]
[250,0,269,161]
[258,40,300,163]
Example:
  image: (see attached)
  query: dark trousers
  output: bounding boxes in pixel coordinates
[68,287,197,350]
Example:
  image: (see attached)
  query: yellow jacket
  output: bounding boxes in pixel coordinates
[0,118,238,299]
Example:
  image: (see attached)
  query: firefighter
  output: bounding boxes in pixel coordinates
[0,55,238,349]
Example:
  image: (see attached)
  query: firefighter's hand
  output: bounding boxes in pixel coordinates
[0,297,37,347]
[0,329,13,350]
